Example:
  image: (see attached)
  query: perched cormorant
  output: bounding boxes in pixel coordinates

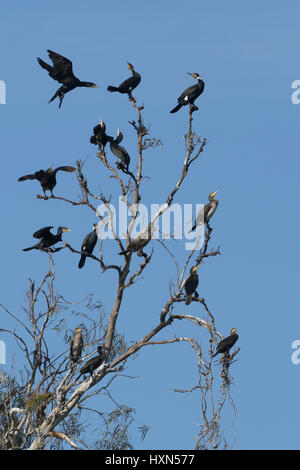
[70,327,83,364]
[212,328,239,357]
[78,223,98,269]
[76,346,105,380]
[90,118,113,148]
[170,73,204,113]
[189,191,219,232]
[18,166,76,196]
[37,50,99,108]
[23,226,71,252]
[184,265,199,305]
[110,129,130,170]
[107,62,141,96]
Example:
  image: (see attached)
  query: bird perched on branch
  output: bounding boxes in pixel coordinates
[107,62,141,96]
[78,223,98,269]
[90,118,113,149]
[212,328,239,357]
[37,49,99,108]
[170,73,204,113]
[23,226,71,252]
[76,346,105,380]
[110,129,130,171]
[189,191,219,232]
[18,166,76,196]
[70,327,83,364]
[184,266,199,305]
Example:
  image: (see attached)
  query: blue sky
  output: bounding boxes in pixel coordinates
[1,0,300,449]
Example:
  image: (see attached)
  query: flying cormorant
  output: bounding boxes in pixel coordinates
[189,191,219,232]
[18,166,76,196]
[170,73,204,113]
[107,62,141,96]
[37,50,99,108]
[212,328,239,357]
[184,266,199,305]
[78,223,98,269]
[23,226,71,252]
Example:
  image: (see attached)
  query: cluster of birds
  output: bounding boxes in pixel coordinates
[18,50,237,378]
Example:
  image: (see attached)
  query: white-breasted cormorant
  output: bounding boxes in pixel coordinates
[70,327,83,363]
[170,73,204,113]
[78,223,98,269]
[189,191,219,232]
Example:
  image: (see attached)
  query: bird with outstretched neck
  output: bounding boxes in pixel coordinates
[37,49,99,108]
[23,226,71,252]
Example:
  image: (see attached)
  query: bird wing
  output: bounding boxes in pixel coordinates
[52,166,76,175]
[18,173,38,182]
[47,50,74,82]
[178,84,198,100]
[33,226,53,239]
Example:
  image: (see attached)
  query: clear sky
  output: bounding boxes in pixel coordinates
[1,0,300,450]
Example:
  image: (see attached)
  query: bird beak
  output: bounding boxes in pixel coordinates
[193,265,200,272]
[187,73,194,77]
[63,228,72,232]
[117,128,120,136]
[92,84,100,88]
[211,190,219,197]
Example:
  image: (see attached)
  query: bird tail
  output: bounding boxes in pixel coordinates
[37,57,52,71]
[78,255,86,269]
[185,295,192,306]
[48,90,59,104]
[23,245,37,252]
[107,86,119,93]
[170,103,182,113]
[188,223,196,233]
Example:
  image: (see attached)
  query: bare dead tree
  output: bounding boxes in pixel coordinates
[0,92,239,450]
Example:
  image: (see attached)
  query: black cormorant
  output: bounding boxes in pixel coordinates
[110,129,130,170]
[189,191,219,232]
[76,346,105,380]
[107,62,141,96]
[212,328,239,357]
[37,50,99,108]
[78,223,98,269]
[70,327,83,363]
[18,166,76,196]
[170,73,204,113]
[23,226,71,252]
[90,118,113,148]
[184,266,199,305]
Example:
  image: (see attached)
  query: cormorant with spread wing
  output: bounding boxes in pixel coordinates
[107,62,141,96]
[184,266,199,305]
[18,166,76,196]
[70,327,83,364]
[212,328,239,357]
[76,346,105,380]
[189,191,219,232]
[23,226,71,252]
[170,73,204,113]
[37,50,99,108]
[78,223,98,269]
[90,119,113,148]
[110,129,130,171]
